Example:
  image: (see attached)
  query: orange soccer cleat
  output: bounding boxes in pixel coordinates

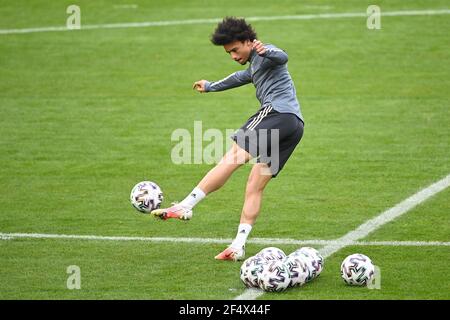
[151,203,192,221]
[214,246,245,261]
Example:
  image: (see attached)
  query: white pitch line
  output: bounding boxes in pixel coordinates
[355,240,450,247]
[319,173,450,257]
[234,173,450,300]
[0,232,231,244]
[0,9,449,35]
[113,4,138,10]
[0,232,449,247]
[250,238,450,247]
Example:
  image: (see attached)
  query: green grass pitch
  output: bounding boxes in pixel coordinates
[0,0,449,300]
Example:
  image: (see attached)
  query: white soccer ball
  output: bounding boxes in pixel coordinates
[284,255,309,287]
[130,181,163,213]
[258,260,291,292]
[257,247,286,261]
[288,251,316,283]
[295,247,324,276]
[340,253,375,286]
[240,256,267,288]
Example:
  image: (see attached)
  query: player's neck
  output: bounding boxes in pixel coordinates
[248,49,257,64]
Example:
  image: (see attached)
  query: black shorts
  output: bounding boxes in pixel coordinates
[231,105,304,177]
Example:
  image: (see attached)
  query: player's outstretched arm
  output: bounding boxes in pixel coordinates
[195,69,251,94]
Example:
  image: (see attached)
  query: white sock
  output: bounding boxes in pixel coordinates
[231,223,252,250]
[179,186,206,209]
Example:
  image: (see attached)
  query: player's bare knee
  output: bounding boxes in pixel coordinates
[245,176,267,194]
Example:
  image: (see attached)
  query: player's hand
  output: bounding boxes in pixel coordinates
[252,39,266,56]
[193,80,207,93]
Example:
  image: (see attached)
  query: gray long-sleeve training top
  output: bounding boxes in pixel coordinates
[204,44,303,123]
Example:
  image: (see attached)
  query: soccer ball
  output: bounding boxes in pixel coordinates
[258,260,291,292]
[257,247,286,261]
[288,247,324,283]
[340,253,375,286]
[296,247,324,276]
[240,256,267,288]
[130,181,163,213]
[283,255,309,287]
[288,251,316,283]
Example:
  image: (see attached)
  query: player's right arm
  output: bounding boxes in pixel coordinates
[193,69,251,93]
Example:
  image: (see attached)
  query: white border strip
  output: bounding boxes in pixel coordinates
[0,9,449,35]
[0,232,231,243]
[234,173,450,300]
[0,232,448,247]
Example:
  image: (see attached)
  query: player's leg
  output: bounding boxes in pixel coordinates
[239,163,272,225]
[215,109,304,261]
[198,142,252,195]
[215,163,272,261]
[151,142,252,220]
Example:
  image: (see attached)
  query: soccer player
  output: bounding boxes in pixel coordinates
[151,17,304,261]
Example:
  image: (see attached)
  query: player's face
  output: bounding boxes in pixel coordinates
[224,40,253,65]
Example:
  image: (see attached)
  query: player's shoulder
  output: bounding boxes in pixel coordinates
[264,43,277,49]
[263,43,285,52]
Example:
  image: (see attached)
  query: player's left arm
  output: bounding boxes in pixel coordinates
[252,40,288,65]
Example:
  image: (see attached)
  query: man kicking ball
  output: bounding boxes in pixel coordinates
[151,17,304,261]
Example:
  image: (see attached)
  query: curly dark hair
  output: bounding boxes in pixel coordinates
[211,17,257,45]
